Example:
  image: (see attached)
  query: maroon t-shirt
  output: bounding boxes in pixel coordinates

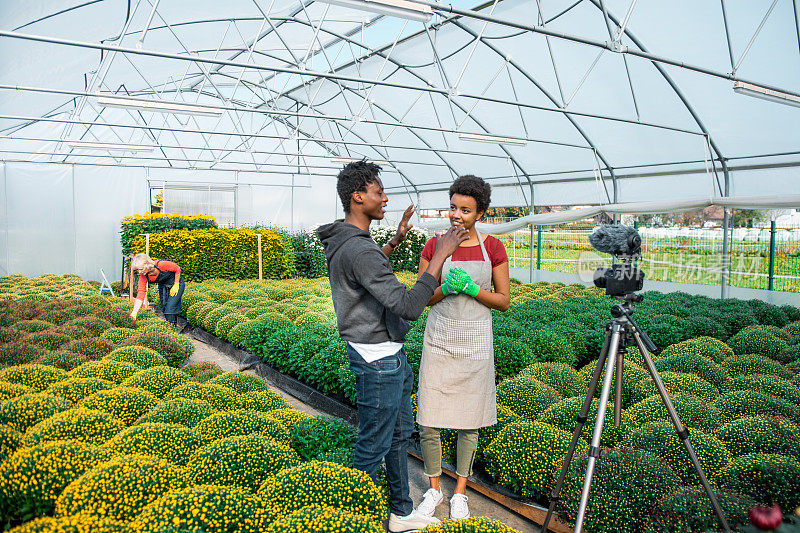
[421,235,508,281]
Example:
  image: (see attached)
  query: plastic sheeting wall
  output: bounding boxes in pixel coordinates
[1,162,338,281]
[1,162,146,282]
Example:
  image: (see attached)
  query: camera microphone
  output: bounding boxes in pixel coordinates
[589,225,642,257]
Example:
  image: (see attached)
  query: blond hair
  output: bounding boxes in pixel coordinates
[131,253,155,274]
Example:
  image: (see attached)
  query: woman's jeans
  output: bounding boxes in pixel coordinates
[347,344,414,517]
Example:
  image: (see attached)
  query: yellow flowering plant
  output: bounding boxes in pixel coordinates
[79,386,159,425]
[54,454,190,521]
[207,371,270,394]
[628,392,723,433]
[0,393,73,432]
[188,434,301,491]
[121,365,189,398]
[714,415,800,460]
[0,440,116,522]
[0,364,67,391]
[257,461,387,523]
[195,409,290,443]
[133,397,218,427]
[101,422,206,466]
[131,484,271,533]
[237,389,291,413]
[104,346,167,370]
[23,408,124,447]
[69,360,140,384]
[265,505,383,533]
[420,517,524,533]
[120,212,217,255]
[164,382,239,411]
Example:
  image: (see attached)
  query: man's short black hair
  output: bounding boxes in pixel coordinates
[449,174,491,214]
[337,159,382,213]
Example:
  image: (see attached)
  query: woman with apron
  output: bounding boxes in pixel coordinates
[129,253,185,329]
[414,175,511,520]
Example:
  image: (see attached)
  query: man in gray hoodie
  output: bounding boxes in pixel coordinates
[318,160,466,532]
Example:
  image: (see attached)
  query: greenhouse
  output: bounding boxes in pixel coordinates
[1,0,799,532]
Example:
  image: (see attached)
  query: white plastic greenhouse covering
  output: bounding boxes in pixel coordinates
[1,0,799,280]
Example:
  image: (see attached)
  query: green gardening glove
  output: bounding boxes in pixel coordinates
[441,282,458,296]
[446,267,481,298]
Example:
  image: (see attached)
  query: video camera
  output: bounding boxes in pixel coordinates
[589,225,645,297]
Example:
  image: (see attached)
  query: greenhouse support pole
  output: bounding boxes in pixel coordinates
[720,167,731,299]
[257,233,263,280]
[768,219,776,291]
[529,182,535,283]
[536,226,543,270]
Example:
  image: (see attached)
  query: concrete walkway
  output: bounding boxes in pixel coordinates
[188,337,537,532]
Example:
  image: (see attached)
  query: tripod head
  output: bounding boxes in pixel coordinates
[608,296,657,353]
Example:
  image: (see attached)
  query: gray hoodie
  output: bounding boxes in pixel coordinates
[317,220,438,344]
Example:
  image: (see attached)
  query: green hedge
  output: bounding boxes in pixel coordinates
[130,229,293,281]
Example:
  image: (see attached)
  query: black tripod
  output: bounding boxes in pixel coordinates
[540,295,731,533]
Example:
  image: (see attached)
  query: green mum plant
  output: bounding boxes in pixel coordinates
[660,337,734,363]
[264,505,382,533]
[555,447,681,533]
[578,359,649,408]
[65,316,114,336]
[538,397,634,447]
[130,485,271,533]
[0,343,50,367]
[79,386,159,425]
[719,374,800,405]
[476,404,520,465]
[496,376,561,419]
[620,420,730,484]
[721,354,793,380]
[54,454,190,522]
[55,325,93,340]
[628,392,724,433]
[11,320,53,334]
[101,422,206,466]
[631,371,719,404]
[23,407,124,447]
[289,415,358,461]
[484,420,584,498]
[257,461,387,523]
[94,307,136,329]
[643,486,756,533]
[22,330,71,351]
[714,416,800,461]
[654,352,729,387]
[519,362,588,398]
[62,337,115,360]
[187,433,301,491]
[713,453,800,511]
[134,397,218,428]
[714,390,800,424]
[179,361,224,383]
[0,393,73,432]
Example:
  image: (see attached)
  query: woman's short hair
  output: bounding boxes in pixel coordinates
[131,253,155,274]
[449,174,491,214]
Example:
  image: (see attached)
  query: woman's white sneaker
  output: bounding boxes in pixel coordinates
[416,488,444,517]
[449,493,470,520]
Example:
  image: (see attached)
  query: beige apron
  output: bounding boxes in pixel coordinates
[417,234,497,430]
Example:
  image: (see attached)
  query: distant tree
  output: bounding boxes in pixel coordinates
[731,209,766,228]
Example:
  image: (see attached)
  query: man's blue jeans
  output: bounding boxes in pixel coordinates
[347,343,414,517]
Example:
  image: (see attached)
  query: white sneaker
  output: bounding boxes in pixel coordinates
[449,493,470,520]
[388,509,441,532]
[416,488,444,517]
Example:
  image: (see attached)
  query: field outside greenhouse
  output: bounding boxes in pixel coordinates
[493,223,800,293]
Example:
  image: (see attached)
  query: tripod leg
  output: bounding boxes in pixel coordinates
[574,322,622,533]
[632,331,732,533]
[541,326,614,533]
